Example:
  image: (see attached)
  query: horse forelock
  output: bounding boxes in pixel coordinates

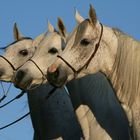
[74,20,90,45]
[110,29,140,106]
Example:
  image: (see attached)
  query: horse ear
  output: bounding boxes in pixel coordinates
[48,20,55,32]
[57,17,66,37]
[13,23,24,40]
[89,4,97,26]
[33,33,45,47]
[75,9,84,24]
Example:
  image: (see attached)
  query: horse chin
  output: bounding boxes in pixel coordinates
[14,79,33,90]
[0,76,12,82]
[47,72,68,88]
[53,76,67,88]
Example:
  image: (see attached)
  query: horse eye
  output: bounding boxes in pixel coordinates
[80,39,90,46]
[19,49,28,56]
[48,47,58,54]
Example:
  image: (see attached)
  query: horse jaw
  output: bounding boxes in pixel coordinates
[0,58,13,82]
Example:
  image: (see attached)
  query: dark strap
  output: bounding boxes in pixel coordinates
[57,55,77,74]
[0,91,25,108]
[0,112,30,130]
[0,82,12,103]
[0,55,16,71]
[45,86,57,100]
[0,95,6,103]
[28,59,46,80]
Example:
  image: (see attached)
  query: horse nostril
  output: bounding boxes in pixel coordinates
[16,70,26,83]
[48,64,58,73]
[47,67,59,82]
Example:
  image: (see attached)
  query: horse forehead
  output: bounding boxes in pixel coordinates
[77,20,91,36]
[7,39,33,51]
[39,32,62,49]
[50,32,62,43]
[74,20,92,45]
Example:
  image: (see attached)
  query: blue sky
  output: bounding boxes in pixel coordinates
[0,0,140,140]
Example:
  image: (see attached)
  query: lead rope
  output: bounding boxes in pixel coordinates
[0,91,25,108]
[0,85,58,130]
[0,82,6,102]
[45,86,57,100]
[0,112,30,130]
[0,82,12,102]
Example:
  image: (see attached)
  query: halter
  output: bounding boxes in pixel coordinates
[57,23,103,78]
[0,82,12,102]
[0,55,16,71]
[26,59,47,90]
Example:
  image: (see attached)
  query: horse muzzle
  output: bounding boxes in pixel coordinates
[47,66,68,87]
[14,69,33,90]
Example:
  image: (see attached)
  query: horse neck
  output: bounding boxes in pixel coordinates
[108,29,140,107]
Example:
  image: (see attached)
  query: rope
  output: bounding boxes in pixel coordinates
[0,91,25,108]
[0,112,30,130]
[0,82,12,103]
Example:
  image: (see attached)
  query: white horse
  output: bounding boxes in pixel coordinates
[47,5,140,140]
[14,15,131,140]
[0,23,82,140]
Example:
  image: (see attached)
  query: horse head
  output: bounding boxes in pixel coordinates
[0,23,44,82]
[47,5,118,87]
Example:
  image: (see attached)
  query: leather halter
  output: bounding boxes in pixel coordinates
[0,55,16,71]
[26,59,46,90]
[57,23,103,78]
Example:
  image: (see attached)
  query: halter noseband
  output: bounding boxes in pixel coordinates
[26,59,46,90]
[57,23,103,78]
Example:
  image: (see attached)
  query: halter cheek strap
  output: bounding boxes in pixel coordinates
[0,55,16,71]
[57,23,103,78]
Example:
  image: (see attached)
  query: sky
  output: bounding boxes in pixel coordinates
[0,0,140,140]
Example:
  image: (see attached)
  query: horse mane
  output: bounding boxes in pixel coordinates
[0,37,32,51]
[110,28,140,106]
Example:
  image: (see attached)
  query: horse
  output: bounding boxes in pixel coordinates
[0,23,82,140]
[14,14,131,140]
[47,5,140,140]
